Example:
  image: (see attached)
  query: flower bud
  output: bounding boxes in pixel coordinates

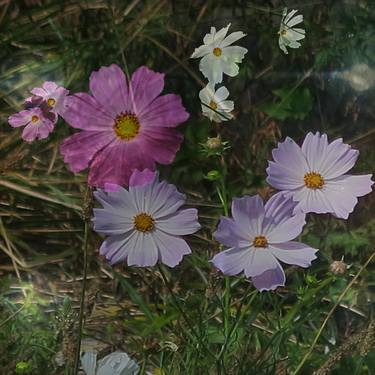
[329,260,347,275]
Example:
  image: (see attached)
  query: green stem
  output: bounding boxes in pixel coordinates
[73,219,89,375]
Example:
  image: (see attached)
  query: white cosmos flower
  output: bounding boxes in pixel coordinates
[278,8,306,54]
[199,84,234,123]
[191,23,247,84]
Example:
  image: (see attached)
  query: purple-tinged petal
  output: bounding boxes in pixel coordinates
[36,119,54,139]
[266,213,306,243]
[104,183,121,192]
[269,242,318,267]
[152,229,192,267]
[43,81,58,93]
[252,262,285,292]
[301,132,328,171]
[61,93,114,130]
[127,232,158,267]
[244,249,280,278]
[231,195,264,237]
[100,231,136,265]
[93,188,137,215]
[60,130,115,173]
[139,127,184,164]
[129,66,164,115]
[89,64,130,117]
[8,110,31,127]
[213,216,249,247]
[156,208,200,235]
[30,87,47,97]
[21,123,39,142]
[266,161,305,190]
[139,94,189,126]
[93,207,134,235]
[211,247,251,276]
[129,169,156,187]
[264,192,299,226]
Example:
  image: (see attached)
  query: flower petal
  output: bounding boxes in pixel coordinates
[251,262,285,291]
[100,231,137,265]
[199,54,224,84]
[129,168,156,187]
[8,110,31,127]
[220,31,246,48]
[93,207,134,235]
[244,249,280,278]
[211,247,251,276]
[266,213,306,243]
[89,64,129,117]
[156,208,200,235]
[213,216,249,247]
[21,123,39,142]
[152,229,192,267]
[127,232,158,267]
[269,242,318,267]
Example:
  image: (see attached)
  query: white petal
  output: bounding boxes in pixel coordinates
[220,31,246,48]
[212,23,231,44]
[286,14,303,28]
[203,26,217,45]
[214,86,230,101]
[222,45,248,63]
[199,54,224,84]
[191,44,212,58]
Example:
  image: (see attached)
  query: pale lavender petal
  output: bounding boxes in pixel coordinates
[156,208,200,235]
[93,207,134,235]
[42,81,58,93]
[322,174,374,219]
[30,87,47,97]
[139,94,189,126]
[266,161,304,190]
[89,64,129,117]
[252,262,285,291]
[263,192,298,226]
[301,131,328,171]
[211,247,251,276]
[152,229,192,267]
[269,242,318,267]
[61,93,114,130]
[100,231,136,265]
[129,66,164,115]
[129,169,156,187]
[266,213,306,243]
[244,249,280,278]
[288,187,334,215]
[213,216,249,247]
[60,130,115,173]
[127,232,158,267]
[8,110,31,127]
[231,195,264,237]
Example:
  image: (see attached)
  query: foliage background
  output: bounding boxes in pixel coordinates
[0,0,374,374]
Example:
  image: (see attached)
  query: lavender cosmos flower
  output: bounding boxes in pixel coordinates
[93,169,200,267]
[29,81,69,116]
[8,106,56,142]
[266,132,374,219]
[212,193,318,291]
[60,64,189,188]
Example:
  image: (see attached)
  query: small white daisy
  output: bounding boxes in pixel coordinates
[191,24,247,84]
[278,8,306,54]
[199,84,234,123]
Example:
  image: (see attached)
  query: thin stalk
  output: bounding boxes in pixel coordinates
[293,251,375,374]
[73,219,90,375]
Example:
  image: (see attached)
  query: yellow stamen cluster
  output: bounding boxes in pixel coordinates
[304,172,324,189]
[47,98,56,107]
[209,101,218,110]
[253,235,268,248]
[114,113,140,141]
[213,47,222,57]
[31,115,39,123]
[133,213,155,232]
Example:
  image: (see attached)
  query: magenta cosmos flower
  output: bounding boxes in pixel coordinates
[8,106,56,142]
[266,132,374,219]
[212,193,318,291]
[60,64,189,188]
[93,169,200,267]
[29,81,69,116]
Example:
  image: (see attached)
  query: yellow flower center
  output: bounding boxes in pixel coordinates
[209,100,218,110]
[253,235,268,248]
[31,115,39,123]
[47,98,56,107]
[114,113,140,141]
[133,213,155,232]
[304,172,324,189]
[213,47,222,57]
[279,29,287,36]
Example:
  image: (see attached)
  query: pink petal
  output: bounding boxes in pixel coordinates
[139,127,183,164]
[61,93,114,130]
[21,123,39,142]
[88,139,155,188]
[30,87,47,97]
[60,130,115,173]
[129,169,156,187]
[8,110,32,127]
[138,94,189,126]
[129,66,164,115]
[43,81,58,93]
[89,64,130,117]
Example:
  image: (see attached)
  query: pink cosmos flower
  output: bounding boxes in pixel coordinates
[212,193,318,291]
[8,106,56,142]
[60,64,189,188]
[30,81,69,116]
[266,132,374,219]
[93,169,200,267]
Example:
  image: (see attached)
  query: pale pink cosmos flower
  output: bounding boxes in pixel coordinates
[266,132,374,219]
[8,106,56,142]
[30,81,69,116]
[60,64,189,188]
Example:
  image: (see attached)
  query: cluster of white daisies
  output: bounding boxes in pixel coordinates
[191,8,305,123]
